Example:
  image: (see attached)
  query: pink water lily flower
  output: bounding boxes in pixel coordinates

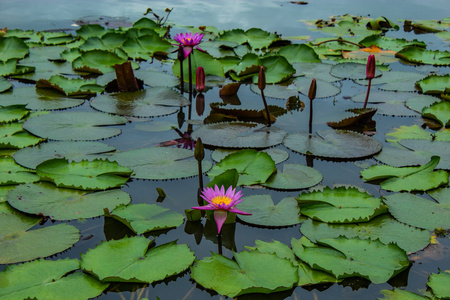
[173,32,204,59]
[192,185,251,234]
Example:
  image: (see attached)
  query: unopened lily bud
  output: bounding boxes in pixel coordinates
[308,78,317,101]
[196,66,205,93]
[258,66,266,91]
[194,137,204,161]
[366,54,376,80]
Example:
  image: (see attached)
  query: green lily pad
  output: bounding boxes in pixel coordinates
[283,130,382,159]
[0,105,29,124]
[0,259,108,300]
[291,236,410,284]
[427,271,450,299]
[190,250,298,298]
[253,55,295,84]
[105,203,184,234]
[105,147,212,180]
[249,83,298,99]
[292,62,340,82]
[36,158,131,190]
[331,62,380,80]
[0,87,85,110]
[236,195,305,227]
[7,182,131,220]
[211,148,289,164]
[0,186,16,203]
[13,141,116,169]
[0,157,39,185]
[278,44,321,64]
[261,163,323,190]
[383,188,450,231]
[396,46,450,66]
[173,50,225,82]
[121,34,172,60]
[292,77,340,98]
[81,237,195,283]
[76,24,113,39]
[422,100,450,127]
[296,186,387,223]
[359,35,426,51]
[300,215,430,254]
[192,122,287,148]
[0,77,12,93]
[385,124,448,144]
[80,34,127,52]
[405,94,442,113]
[23,111,127,141]
[218,28,281,49]
[90,88,189,118]
[0,37,29,61]
[0,122,45,149]
[36,75,104,98]
[415,74,450,95]
[72,50,130,74]
[134,69,179,87]
[379,288,429,300]
[361,156,448,192]
[355,70,426,92]
[0,208,80,264]
[207,149,276,186]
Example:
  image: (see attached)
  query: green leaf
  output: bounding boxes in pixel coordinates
[283,130,382,159]
[292,62,340,82]
[36,75,104,97]
[396,46,450,66]
[207,169,239,190]
[72,50,129,74]
[383,188,450,231]
[105,203,184,234]
[106,147,212,180]
[361,156,448,192]
[218,28,280,49]
[192,122,287,148]
[379,289,429,300]
[76,24,112,39]
[0,37,29,61]
[172,50,224,82]
[0,157,39,185]
[427,271,450,299]
[121,34,172,59]
[292,77,340,98]
[7,182,130,220]
[277,44,321,64]
[257,55,295,84]
[211,148,289,164]
[359,35,426,51]
[422,100,450,127]
[297,186,387,223]
[331,62,381,80]
[207,149,276,186]
[81,237,195,283]
[0,105,29,124]
[90,88,189,118]
[261,163,323,190]
[23,111,127,141]
[415,74,450,95]
[292,236,410,284]
[300,216,430,254]
[0,209,79,264]
[190,250,298,298]
[13,141,116,169]
[0,123,45,149]
[0,77,12,93]
[36,158,131,190]
[0,259,108,300]
[236,194,305,227]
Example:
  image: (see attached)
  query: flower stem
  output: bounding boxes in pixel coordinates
[188,54,193,119]
[309,99,313,134]
[261,90,271,127]
[363,79,372,109]
[217,233,223,255]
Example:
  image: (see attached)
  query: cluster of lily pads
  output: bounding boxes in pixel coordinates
[0,12,449,300]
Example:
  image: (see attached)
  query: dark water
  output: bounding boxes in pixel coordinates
[1,1,449,299]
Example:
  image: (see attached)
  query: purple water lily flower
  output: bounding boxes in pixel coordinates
[192,185,251,234]
[173,32,204,59]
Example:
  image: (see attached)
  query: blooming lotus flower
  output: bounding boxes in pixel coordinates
[192,185,251,234]
[173,32,204,59]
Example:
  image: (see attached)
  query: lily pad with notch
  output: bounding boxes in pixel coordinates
[0,157,39,185]
[36,75,104,98]
[236,194,305,227]
[283,130,382,159]
[211,147,289,164]
[23,111,127,141]
[104,203,184,234]
[7,182,131,220]
[90,88,189,118]
[192,122,287,149]
[0,122,45,149]
[81,237,195,283]
[0,104,29,124]
[261,163,323,190]
[292,77,340,98]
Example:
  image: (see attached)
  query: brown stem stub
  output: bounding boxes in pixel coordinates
[114,61,140,92]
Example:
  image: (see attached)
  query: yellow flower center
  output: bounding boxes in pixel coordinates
[211,195,233,207]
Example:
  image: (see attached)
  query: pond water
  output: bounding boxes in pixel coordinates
[1,1,449,300]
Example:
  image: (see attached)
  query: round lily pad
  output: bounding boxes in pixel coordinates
[106,147,212,180]
[23,111,127,141]
[331,62,380,80]
[283,130,382,159]
[292,77,341,98]
[0,259,108,300]
[0,122,45,149]
[0,157,40,185]
[292,62,340,82]
[13,140,116,169]
[90,88,189,118]
[0,104,29,124]
[261,163,323,190]
[211,147,289,164]
[237,195,305,227]
[7,182,131,220]
[81,237,195,283]
[36,158,132,190]
[192,122,287,148]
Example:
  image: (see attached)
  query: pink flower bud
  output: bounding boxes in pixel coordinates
[366,54,376,80]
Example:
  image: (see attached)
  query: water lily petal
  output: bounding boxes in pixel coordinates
[214,210,228,233]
